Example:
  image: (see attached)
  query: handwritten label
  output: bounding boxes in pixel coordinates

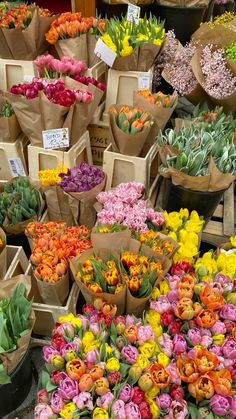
[138,74,151,90]
[94,39,117,67]
[24,74,35,83]
[127,3,140,25]
[8,158,26,177]
[42,128,69,150]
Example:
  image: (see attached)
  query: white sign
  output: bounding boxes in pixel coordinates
[23,75,35,83]
[8,158,26,177]
[127,3,140,25]
[138,74,151,90]
[42,128,69,150]
[94,39,117,68]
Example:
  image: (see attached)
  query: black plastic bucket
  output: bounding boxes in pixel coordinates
[7,232,31,258]
[155,5,206,44]
[162,179,225,225]
[0,347,32,417]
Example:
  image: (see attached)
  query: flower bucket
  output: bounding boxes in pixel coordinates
[162,179,226,225]
[155,5,206,44]
[213,3,235,18]
[0,346,32,417]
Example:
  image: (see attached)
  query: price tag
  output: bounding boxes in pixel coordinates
[8,158,26,177]
[127,3,140,25]
[94,39,117,67]
[138,74,151,90]
[24,74,35,83]
[42,128,69,150]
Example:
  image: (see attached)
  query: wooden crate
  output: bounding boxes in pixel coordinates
[3,245,29,280]
[90,100,106,125]
[104,67,153,121]
[89,122,110,166]
[85,60,107,83]
[103,142,159,194]
[0,59,36,91]
[28,131,92,179]
[202,183,235,246]
[0,134,29,180]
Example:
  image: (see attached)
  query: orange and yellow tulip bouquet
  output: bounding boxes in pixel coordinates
[109,104,154,157]
[0,4,56,60]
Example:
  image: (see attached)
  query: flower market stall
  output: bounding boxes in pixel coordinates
[0,1,235,418]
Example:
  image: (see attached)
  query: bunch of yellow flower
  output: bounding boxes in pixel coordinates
[208,11,236,29]
[39,165,67,186]
[195,249,236,281]
[162,209,204,263]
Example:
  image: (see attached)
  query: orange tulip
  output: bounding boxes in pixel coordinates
[34,264,54,280]
[30,249,43,265]
[88,283,103,293]
[177,284,194,299]
[177,356,199,383]
[196,309,218,328]
[199,285,225,310]
[89,365,104,381]
[42,250,58,266]
[124,325,138,344]
[149,362,171,389]
[66,359,86,381]
[94,377,109,396]
[188,373,214,401]
[210,369,234,396]
[175,298,195,320]
[194,348,219,373]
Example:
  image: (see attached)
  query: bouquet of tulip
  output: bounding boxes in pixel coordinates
[100,15,165,71]
[35,304,169,419]
[145,256,236,419]
[157,123,236,192]
[136,230,178,261]
[8,77,102,147]
[162,209,204,263]
[45,13,106,67]
[70,249,126,314]
[109,105,154,156]
[0,96,20,142]
[0,176,44,235]
[33,55,106,92]
[96,182,165,232]
[0,278,34,384]
[191,45,236,113]
[57,163,106,228]
[133,89,178,137]
[26,222,91,305]
[39,166,67,187]
[0,4,55,59]
[0,226,6,279]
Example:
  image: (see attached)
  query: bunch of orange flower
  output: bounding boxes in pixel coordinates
[0,5,51,30]
[45,12,105,44]
[120,251,162,297]
[76,256,123,294]
[137,90,174,108]
[137,230,175,257]
[26,222,91,283]
[110,105,154,135]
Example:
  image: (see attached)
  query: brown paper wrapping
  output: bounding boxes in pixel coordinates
[191,23,236,48]
[43,185,75,225]
[109,104,153,156]
[0,114,21,142]
[140,232,179,262]
[37,14,58,56]
[191,48,236,113]
[40,91,70,133]
[113,48,139,71]
[55,35,88,65]
[0,275,35,375]
[70,248,126,315]
[216,242,235,255]
[87,34,100,68]
[159,157,236,192]
[62,175,106,228]
[91,228,132,251]
[0,227,7,280]
[138,44,161,72]
[35,271,69,305]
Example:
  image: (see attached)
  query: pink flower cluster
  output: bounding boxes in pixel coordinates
[96,182,165,232]
[10,78,93,107]
[153,31,179,89]
[165,43,198,95]
[201,45,236,99]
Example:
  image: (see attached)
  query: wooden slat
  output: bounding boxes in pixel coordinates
[203,220,223,236]
[223,183,235,237]
[73,0,96,15]
[213,204,223,219]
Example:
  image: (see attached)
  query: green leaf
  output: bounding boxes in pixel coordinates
[41,370,50,389]
[119,362,130,378]
[0,363,11,384]
[100,341,107,362]
[188,403,198,419]
[110,321,117,340]
[46,381,58,392]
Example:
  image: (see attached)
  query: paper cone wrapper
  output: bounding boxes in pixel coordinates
[138,43,161,71]
[140,232,179,262]
[87,34,100,67]
[0,275,35,374]
[62,175,106,228]
[133,90,178,131]
[40,91,69,131]
[55,35,88,65]
[109,105,153,156]
[37,14,58,55]
[35,271,70,305]
[0,114,21,142]
[191,48,236,113]
[91,228,132,251]
[43,185,75,225]
[113,47,139,71]
[70,248,126,315]
[159,158,236,192]
[191,22,236,48]
[0,227,7,280]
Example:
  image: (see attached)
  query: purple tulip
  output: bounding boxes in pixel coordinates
[125,402,141,419]
[221,337,236,359]
[118,384,133,402]
[121,345,139,364]
[173,334,187,355]
[156,393,172,410]
[220,304,236,321]
[50,391,64,413]
[58,374,78,400]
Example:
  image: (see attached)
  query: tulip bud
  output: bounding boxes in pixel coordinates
[64,350,78,362]
[37,389,50,404]
[50,354,65,369]
[194,284,204,295]
[138,373,154,392]
[226,293,236,305]
[116,321,126,335]
[116,336,125,350]
[50,370,61,385]
[128,364,143,381]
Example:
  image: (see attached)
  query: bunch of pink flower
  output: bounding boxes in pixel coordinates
[96,182,165,232]
[200,45,236,99]
[10,78,93,106]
